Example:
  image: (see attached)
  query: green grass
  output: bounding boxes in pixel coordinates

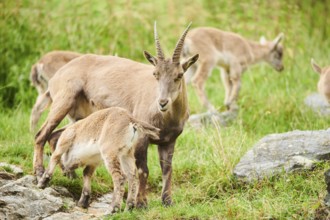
[1,0,330,219]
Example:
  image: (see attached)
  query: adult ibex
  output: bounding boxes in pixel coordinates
[311,59,330,103]
[33,23,199,208]
[30,51,82,131]
[183,27,284,111]
[38,107,160,213]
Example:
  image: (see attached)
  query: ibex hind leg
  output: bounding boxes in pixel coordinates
[120,154,138,211]
[48,128,78,179]
[33,92,78,180]
[37,137,72,189]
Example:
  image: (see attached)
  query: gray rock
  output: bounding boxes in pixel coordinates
[87,193,113,217]
[0,168,116,219]
[233,129,330,181]
[305,93,330,116]
[0,175,65,220]
[44,211,96,220]
[0,162,23,177]
[188,110,238,128]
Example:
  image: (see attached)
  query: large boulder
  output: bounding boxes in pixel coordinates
[234,129,330,181]
[305,93,330,116]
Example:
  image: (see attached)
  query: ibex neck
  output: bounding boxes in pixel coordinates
[246,40,270,65]
[162,80,189,126]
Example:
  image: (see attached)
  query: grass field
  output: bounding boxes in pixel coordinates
[1,0,330,219]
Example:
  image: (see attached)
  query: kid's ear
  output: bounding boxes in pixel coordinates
[144,51,158,66]
[311,58,322,74]
[182,54,199,72]
[271,33,284,51]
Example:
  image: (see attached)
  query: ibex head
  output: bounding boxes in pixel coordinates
[144,22,199,112]
[311,58,330,103]
[263,33,284,72]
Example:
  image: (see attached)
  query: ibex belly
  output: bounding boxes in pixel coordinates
[61,140,101,170]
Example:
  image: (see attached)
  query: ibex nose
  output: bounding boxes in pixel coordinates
[159,99,169,109]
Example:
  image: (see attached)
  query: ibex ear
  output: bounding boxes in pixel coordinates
[144,51,158,66]
[182,54,199,72]
[259,36,267,45]
[311,58,322,74]
[271,33,284,51]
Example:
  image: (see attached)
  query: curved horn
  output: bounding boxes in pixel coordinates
[154,21,165,60]
[172,22,192,63]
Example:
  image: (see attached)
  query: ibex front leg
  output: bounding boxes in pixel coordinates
[158,141,175,206]
[134,139,149,208]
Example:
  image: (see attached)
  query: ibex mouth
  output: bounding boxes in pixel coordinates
[159,107,168,112]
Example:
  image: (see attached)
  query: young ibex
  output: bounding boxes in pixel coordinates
[33,23,199,208]
[311,59,330,103]
[30,51,82,131]
[183,27,284,111]
[37,107,160,213]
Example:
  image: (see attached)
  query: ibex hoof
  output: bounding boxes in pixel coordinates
[37,176,50,189]
[108,205,121,214]
[125,201,135,211]
[162,198,173,207]
[77,194,90,209]
[136,199,148,209]
[35,167,45,182]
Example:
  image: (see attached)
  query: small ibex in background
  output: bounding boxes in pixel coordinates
[183,27,284,111]
[311,59,330,103]
[33,23,198,208]
[30,51,82,131]
[37,107,160,213]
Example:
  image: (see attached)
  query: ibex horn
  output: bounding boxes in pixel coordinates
[172,22,192,63]
[154,21,165,60]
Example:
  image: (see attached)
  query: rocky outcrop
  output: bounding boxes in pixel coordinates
[233,129,330,181]
[305,93,330,116]
[0,170,116,219]
[0,175,65,220]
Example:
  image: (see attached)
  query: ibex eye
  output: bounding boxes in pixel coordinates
[177,73,184,79]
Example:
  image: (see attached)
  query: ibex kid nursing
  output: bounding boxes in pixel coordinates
[37,107,160,213]
[311,59,330,103]
[183,27,284,111]
[33,23,199,208]
[30,51,82,131]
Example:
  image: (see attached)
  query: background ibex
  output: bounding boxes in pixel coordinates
[311,59,330,103]
[183,27,284,111]
[30,51,82,131]
[37,107,160,213]
[33,23,199,208]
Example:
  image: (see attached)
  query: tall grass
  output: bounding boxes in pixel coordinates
[1,0,330,219]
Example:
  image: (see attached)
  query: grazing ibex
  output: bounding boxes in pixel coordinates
[37,107,160,213]
[33,23,199,208]
[311,59,330,103]
[30,51,82,131]
[183,27,284,111]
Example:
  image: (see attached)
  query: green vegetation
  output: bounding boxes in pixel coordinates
[1,0,330,219]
